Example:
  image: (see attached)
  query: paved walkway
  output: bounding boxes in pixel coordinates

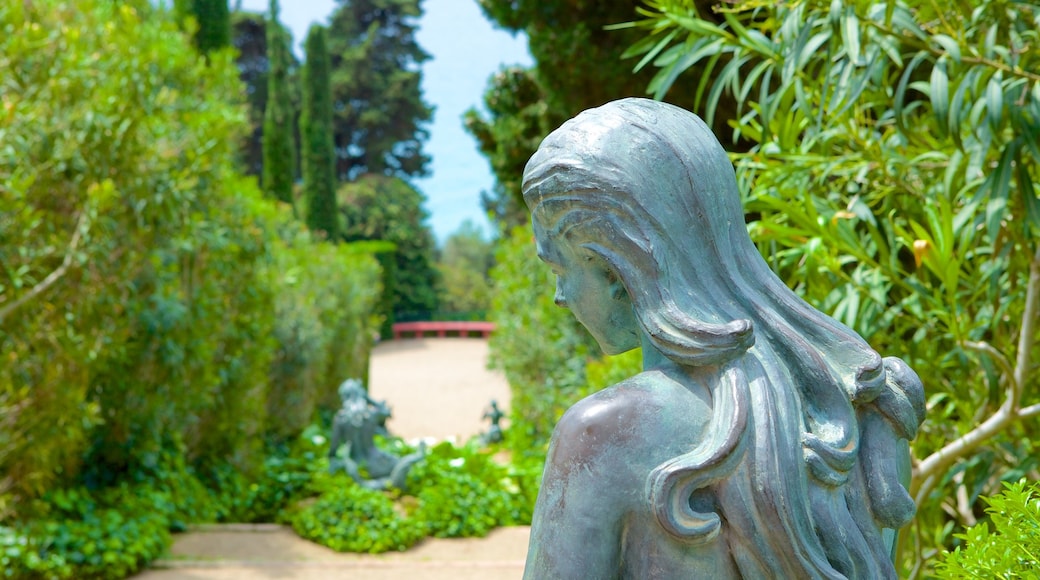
[135,338,529,580]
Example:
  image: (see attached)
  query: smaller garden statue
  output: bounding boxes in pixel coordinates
[328,378,424,491]
[481,399,505,444]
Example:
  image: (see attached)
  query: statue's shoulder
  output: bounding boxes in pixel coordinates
[550,371,705,471]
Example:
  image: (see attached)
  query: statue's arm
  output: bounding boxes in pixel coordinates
[523,393,637,580]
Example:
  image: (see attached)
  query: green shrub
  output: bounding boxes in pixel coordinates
[936,479,1040,578]
[0,0,381,519]
[409,441,518,537]
[0,0,273,503]
[1,446,219,579]
[487,225,597,449]
[231,426,331,523]
[585,348,642,392]
[273,435,535,552]
[289,478,425,554]
[265,216,382,438]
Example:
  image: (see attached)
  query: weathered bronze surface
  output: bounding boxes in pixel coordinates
[482,399,505,444]
[522,98,925,579]
[328,378,423,490]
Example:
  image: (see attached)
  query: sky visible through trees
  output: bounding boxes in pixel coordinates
[238,0,531,241]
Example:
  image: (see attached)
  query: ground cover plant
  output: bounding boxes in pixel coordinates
[286,435,535,554]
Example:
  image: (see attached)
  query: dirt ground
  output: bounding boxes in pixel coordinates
[134,338,528,580]
[137,525,529,580]
[367,337,511,442]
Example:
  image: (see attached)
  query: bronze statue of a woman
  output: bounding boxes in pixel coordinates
[522,98,924,579]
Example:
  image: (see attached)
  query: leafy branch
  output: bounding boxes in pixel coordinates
[911,242,1040,504]
[0,207,90,325]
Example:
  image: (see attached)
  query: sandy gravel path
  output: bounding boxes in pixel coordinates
[368,338,510,442]
[135,338,528,580]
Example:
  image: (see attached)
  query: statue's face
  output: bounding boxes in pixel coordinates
[533,215,640,355]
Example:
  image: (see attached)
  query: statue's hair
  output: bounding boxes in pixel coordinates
[523,98,925,578]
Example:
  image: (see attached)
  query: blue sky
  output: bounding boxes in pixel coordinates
[238,0,533,242]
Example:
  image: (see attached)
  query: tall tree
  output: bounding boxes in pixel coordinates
[464,66,553,228]
[469,0,736,229]
[231,11,268,177]
[173,0,231,54]
[476,1,680,118]
[261,0,295,204]
[301,24,339,240]
[339,175,440,332]
[195,0,231,53]
[231,10,300,179]
[326,0,433,181]
[436,220,494,316]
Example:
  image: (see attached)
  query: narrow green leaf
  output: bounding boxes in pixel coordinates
[692,50,723,111]
[799,31,833,70]
[932,34,962,64]
[930,56,950,137]
[983,25,998,59]
[674,14,729,39]
[984,141,1018,239]
[650,38,725,100]
[943,149,964,204]
[841,7,863,65]
[985,72,1004,130]
[829,57,855,112]
[650,42,682,68]
[889,6,928,41]
[744,29,777,59]
[947,70,974,149]
[924,200,948,258]
[895,52,931,131]
[738,60,774,108]
[757,66,775,143]
[882,0,896,27]
[1019,105,1040,165]
[621,31,668,61]
[829,0,843,26]
[1016,152,1040,231]
[603,21,637,31]
[875,33,903,67]
[832,52,878,118]
[637,30,679,70]
[1033,81,1040,111]
[705,53,749,126]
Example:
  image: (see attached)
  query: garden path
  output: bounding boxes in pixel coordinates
[135,337,528,580]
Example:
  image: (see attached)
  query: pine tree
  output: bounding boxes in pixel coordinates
[261,0,295,204]
[327,0,433,181]
[301,25,339,240]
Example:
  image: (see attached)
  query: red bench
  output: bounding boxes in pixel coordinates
[391,321,495,339]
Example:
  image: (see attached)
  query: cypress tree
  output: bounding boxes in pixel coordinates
[261,0,295,204]
[174,0,231,55]
[194,0,231,53]
[301,25,339,240]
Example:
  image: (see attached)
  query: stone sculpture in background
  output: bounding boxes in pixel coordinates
[521,98,925,579]
[481,399,505,444]
[328,378,423,491]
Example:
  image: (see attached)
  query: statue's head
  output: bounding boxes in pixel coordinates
[523,98,754,365]
[338,378,363,401]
